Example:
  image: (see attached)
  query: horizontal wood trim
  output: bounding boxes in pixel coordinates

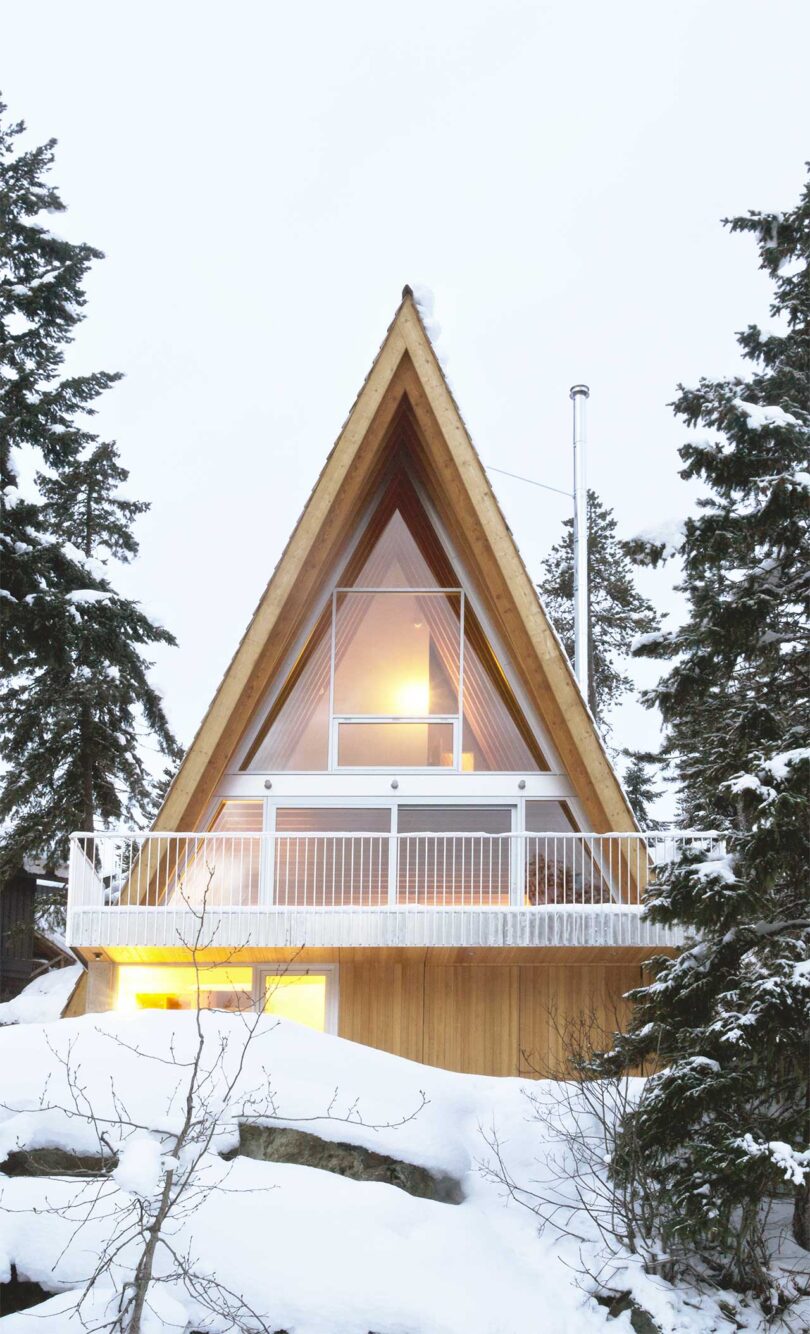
[91,945,671,966]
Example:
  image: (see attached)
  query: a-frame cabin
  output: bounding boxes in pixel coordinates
[66,288,683,1076]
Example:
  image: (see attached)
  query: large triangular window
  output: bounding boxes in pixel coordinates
[242,488,547,773]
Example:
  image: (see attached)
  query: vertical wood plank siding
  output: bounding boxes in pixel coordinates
[337,960,640,1077]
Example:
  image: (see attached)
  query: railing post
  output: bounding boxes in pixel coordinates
[387,830,398,906]
[66,835,79,945]
[260,828,276,906]
[510,832,524,907]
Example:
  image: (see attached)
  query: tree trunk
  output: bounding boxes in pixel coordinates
[795,1072,810,1250]
[793,1177,810,1251]
[79,702,94,833]
[127,1172,174,1333]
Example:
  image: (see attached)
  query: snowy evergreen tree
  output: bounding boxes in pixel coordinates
[596,171,810,1298]
[0,99,118,669]
[0,101,180,874]
[619,749,662,829]
[539,489,660,732]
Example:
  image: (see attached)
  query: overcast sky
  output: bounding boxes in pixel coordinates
[4,0,809,798]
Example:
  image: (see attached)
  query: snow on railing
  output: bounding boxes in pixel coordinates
[66,831,720,951]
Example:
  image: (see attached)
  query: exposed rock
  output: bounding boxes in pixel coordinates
[596,1290,661,1333]
[0,1267,53,1316]
[1,1147,117,1177]
[234,1124,463,1204]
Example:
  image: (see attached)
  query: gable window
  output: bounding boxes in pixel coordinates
[241,491,548,774]
[333,587,461,768]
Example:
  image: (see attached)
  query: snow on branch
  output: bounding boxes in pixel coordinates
[734,399,805,431]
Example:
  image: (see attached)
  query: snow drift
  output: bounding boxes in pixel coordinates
[0,1013,800,1332]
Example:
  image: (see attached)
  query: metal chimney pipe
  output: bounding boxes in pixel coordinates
[570,384,590,703]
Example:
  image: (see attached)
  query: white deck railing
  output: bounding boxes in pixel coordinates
[66,830,719,951]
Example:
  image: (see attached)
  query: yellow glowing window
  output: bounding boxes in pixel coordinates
[262,972,330,1031]
[117,966,254,1013]
[238,484,547,775]
[333,590,460,719]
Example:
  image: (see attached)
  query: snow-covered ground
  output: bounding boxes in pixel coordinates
[0,964,81,1027]
[0,1013,804,1333]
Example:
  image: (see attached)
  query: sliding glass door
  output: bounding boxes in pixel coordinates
[396,806,513,906]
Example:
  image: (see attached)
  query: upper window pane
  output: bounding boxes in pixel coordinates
[349,507,448,589]
[460,611,547,772]
[397,806,512,835]
[337,721,453,768]
[275,808,391,834]
[333,591,460,717]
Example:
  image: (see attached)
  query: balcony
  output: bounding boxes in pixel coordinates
[66,830,719,952]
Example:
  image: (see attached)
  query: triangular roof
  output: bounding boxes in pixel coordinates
[155,288,636,834]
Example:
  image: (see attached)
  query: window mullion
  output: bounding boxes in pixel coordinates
[327,589,337,771]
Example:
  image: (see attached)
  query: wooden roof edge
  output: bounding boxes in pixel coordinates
[153,290,419,831]
[392,300,638,833]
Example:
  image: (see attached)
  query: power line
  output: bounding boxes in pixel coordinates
[484,463,572,499]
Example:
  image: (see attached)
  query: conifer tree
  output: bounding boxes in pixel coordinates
[619,749,662,830]
[0,99,117,668]
[596,170,810,1296]
[0,100,180,875]
[539,490,660,733]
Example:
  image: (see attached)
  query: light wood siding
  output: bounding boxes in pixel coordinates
[423,964,519,1076]
[84,960,116,1014]
[61,968,89,1018]
[84,949,646,1078]
[338,960,424,1063]
[518,964,640,1077]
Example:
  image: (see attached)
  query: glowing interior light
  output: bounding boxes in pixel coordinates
[264,974,327,1030]
[395,678,430,715]
[116,966,253,1012]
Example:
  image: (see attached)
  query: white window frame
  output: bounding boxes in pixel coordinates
[269,800,519,905]
[228,477,565,779]
[255,963,339,1034]
[113,962,341,1033]
[330,586,465,772]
